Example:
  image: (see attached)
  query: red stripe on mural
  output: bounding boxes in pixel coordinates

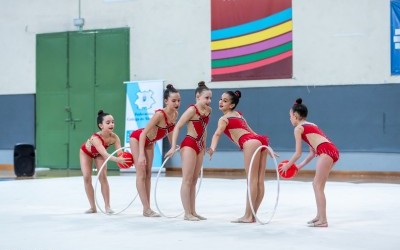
[211,0,292,30]
[212,57,292,81]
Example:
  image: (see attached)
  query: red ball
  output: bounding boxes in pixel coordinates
[117,151,134,169]
[278,160,298,179]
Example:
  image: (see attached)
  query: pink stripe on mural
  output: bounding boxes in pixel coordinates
[212,50,292,75]
[212,32,292,60]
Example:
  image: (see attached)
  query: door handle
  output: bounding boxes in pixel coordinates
[64,106,81,129]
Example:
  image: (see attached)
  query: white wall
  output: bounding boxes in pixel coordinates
[0,0,398,95]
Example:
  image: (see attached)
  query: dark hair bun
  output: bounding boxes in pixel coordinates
[295,98,303,105]
[234,90,241,99]
[98,110,105,116]
[198,81,206,87]
[166,84,174,89]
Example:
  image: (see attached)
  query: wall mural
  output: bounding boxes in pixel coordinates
[211,0,292,81]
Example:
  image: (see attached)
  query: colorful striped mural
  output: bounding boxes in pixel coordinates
[211,0,292,81]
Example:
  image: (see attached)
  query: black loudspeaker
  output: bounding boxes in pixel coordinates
[14,144,35,177]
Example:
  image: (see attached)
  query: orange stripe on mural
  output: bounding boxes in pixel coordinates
[212,51,292,75]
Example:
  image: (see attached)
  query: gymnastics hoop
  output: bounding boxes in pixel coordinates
[154,146,204,218]
[94,146,139,215]
[247,145,280,225]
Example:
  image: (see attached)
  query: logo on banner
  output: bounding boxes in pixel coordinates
[135,90,156,109]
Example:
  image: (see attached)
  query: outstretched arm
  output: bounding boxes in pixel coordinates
[207,117,228,160]
[281,126,303,172]
[92,135,128,166]
[297,146,315,169]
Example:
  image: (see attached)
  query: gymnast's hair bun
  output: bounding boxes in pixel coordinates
[234,90,241,99]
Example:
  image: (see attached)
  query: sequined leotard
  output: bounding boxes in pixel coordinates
[301,122,339,163]
[130,109,176,146]
[81,133,111,158]
[223,111,269,151]
[180,105,210,154]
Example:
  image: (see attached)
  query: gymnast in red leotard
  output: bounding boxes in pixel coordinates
[79,110,129,214]
[165,81,212,221]
[129,84,180,217]
[280,98,340,228]
[208,90,273,223]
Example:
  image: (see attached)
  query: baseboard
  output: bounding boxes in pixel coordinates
[165,167,400,179]
[0,164,13,171]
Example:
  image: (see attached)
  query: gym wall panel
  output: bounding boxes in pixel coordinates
[0,94,35,149]
[165,84,400,153]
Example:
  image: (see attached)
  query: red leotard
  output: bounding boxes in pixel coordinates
[301,122,339,163]
[223,111,269,151]
[130,109,176,146]
[81,133,110,158]
[180,105,210,155]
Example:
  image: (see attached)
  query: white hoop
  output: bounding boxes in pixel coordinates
[247,145,280,225]
[94,146,138,215]
[154,146,203,218]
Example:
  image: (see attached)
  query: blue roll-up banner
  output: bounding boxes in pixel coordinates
[123,80,164,171]
[391,0,400,75]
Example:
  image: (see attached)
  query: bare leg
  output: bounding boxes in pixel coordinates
[192,151,206,220]
[180,147,199,221]
[254,150,267,213]
[130,138,151,214]
[145,145,154,206]
[310,154,333,227]
[94,157,112,213]
[233,140,262,223]
[80,150,96,213]
[142,145,159,217]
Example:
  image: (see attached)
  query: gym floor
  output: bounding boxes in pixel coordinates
[0,166,399,250]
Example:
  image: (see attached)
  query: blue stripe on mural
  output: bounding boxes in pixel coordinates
[211,8,292,41]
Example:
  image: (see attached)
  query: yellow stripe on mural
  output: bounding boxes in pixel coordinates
[211,20,292,51]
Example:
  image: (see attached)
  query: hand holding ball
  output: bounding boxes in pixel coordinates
[117,152,134,169]
[278,160,298,179]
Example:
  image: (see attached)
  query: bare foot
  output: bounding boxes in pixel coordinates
[307,217,319,224]
[193,213,207,220]
[143,209,161,217]
[231,216,255,223]
[184,214,200,221]
[85,208,97,214]
[308,220,328,227]
[105,208,115,215]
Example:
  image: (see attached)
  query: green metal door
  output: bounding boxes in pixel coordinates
[36,28,130,169]
[67,31,96,169]
[36,33,69,168]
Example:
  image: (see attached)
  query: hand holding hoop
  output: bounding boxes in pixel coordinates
[207,147,215,160]
[164,146,178,159]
